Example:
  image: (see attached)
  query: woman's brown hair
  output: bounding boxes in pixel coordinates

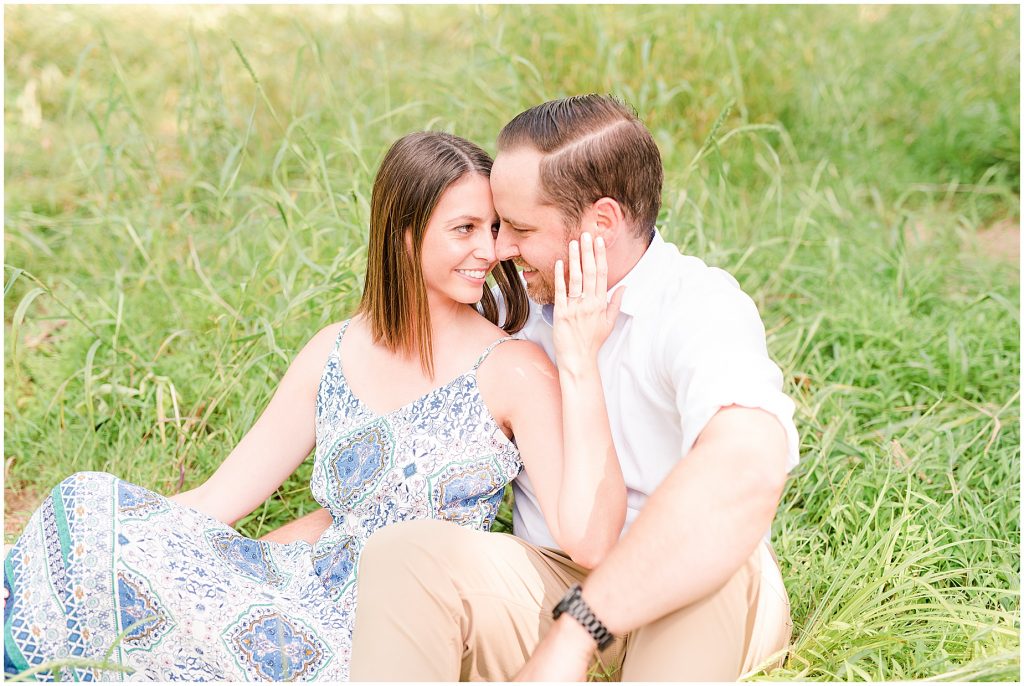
[358,131,528,379]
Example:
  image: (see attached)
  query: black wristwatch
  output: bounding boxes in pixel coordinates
[552,584,615,651]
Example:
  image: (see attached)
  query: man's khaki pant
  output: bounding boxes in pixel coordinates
[350,520,792,681]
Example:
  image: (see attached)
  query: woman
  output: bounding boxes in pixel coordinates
[3,132,625,681]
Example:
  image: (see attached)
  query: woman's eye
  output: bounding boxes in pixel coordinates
[455,224,473,234]
[491,223,500,236]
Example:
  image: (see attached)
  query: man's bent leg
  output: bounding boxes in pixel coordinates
[350,520,587,681]
[620,540,790,681]
[740,543,792,676]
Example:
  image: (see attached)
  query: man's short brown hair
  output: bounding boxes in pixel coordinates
[497,94,663,240]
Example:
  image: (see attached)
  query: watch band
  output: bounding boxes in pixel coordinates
[552,583,615,651]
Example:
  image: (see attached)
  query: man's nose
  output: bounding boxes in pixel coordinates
[494,229,518,261]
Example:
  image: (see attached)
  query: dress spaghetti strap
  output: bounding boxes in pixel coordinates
[471,336,518,372]
[331,319,351,357]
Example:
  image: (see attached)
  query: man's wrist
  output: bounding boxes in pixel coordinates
[552,583,616,650]
[550,613,600,660]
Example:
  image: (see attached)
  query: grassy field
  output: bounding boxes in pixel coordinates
[4,4,1019,681]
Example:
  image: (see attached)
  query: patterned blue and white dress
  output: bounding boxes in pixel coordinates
[4,321,522,681]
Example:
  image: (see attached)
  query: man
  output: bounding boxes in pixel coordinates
[270,94,799,680]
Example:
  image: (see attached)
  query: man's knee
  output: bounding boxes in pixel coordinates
[359,519,478,576]
[355,520,549,625]
[356,519,490,610]
[352,521,476,681]
[620,543,790,680]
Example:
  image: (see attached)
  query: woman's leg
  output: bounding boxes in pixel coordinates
[259,507,333,544]
[5,472,125,680]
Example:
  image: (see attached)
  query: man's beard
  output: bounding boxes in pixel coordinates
[515,258,557,304]
[525,275,555,305]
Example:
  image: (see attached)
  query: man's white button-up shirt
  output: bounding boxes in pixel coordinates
[510,230,800,549]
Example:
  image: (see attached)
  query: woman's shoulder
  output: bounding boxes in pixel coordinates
[461,311,509,339]
[307,320,349,349]
[475,336,558,428]
[291,320,352,369]
[477,335,556,383]
[459,313,544,362]
[461,311,533,350]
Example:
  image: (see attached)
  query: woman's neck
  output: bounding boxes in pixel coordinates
[424,293,477,340]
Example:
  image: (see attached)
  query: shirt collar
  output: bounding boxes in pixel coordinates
[540,302,555,327]
[615,228,672,317]
[538,228,673,326]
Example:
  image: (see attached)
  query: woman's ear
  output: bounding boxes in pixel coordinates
[403,226,414,254]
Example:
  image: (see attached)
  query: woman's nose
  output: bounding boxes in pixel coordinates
[494,228,518,261]
[475,231,497,261]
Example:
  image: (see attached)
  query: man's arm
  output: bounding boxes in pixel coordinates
[516,405,789,681]
[260,507,333,544]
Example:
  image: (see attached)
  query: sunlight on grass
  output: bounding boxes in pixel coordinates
[4,4,1019,681]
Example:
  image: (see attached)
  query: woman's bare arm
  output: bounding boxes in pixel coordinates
[169,324,340,527]
[488,342,625,569]
[484,233,627,569]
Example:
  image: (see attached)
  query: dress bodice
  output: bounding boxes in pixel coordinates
[3,321,525,683]
[308,321,522,591]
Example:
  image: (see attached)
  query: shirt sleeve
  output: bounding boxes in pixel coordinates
[665,277,800,472]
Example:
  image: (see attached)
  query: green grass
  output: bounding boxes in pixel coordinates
[4,4,1019,681]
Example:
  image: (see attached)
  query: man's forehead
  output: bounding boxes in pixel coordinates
[493,147,543,179]
[492,148,542,211]
[491,147,570,233]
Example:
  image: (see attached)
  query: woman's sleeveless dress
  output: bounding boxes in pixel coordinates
[4,322,522,681]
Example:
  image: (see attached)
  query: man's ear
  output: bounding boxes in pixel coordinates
[591,197,626,247]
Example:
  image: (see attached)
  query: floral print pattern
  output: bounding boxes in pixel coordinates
[4,321,522,681]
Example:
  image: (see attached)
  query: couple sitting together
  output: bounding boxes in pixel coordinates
[4,94,799,682]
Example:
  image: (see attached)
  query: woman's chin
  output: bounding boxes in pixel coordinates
[462,291,485,305]
[449,287,485,306]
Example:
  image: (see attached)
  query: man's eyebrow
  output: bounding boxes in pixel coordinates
[499,216,539,230]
